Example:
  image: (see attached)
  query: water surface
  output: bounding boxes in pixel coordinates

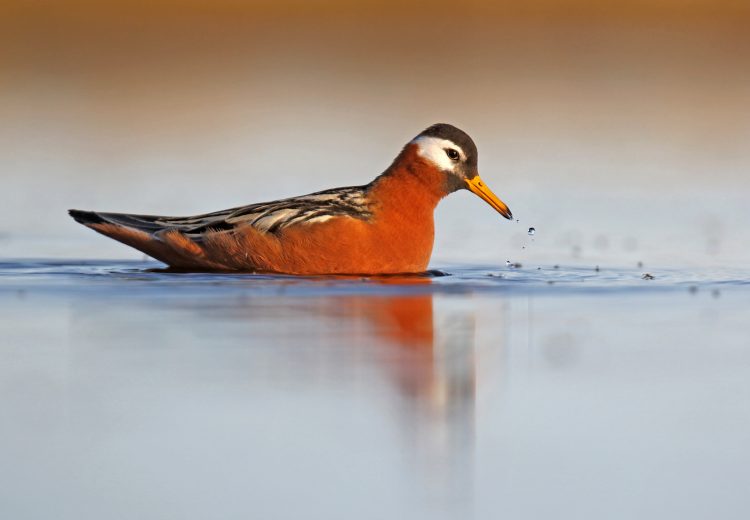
[1,260,749,519]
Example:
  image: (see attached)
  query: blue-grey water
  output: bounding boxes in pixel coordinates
[1,260,749,519]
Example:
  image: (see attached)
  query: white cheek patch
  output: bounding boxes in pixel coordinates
[411,136,464,172]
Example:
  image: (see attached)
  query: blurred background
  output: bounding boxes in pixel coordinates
[2,0,749,267]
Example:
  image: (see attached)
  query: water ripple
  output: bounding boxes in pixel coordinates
[0,259,747,300]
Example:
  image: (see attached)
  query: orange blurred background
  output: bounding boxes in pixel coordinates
[2,0,749,265]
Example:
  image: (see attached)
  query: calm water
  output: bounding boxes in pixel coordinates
[1,260,749,519]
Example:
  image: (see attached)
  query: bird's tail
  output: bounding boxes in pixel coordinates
[68,209,213,269]
[68,209,106,226]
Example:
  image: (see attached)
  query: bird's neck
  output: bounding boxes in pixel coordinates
[368,145,448,214]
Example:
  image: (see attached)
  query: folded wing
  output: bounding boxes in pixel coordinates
[69,185,372,238]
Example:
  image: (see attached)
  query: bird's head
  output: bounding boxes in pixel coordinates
[409,123,513,220]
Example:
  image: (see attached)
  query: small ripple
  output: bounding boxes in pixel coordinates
[1,260,748,299]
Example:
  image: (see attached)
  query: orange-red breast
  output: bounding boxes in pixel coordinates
[69,123,513,274]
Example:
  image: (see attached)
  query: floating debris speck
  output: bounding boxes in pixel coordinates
[528,227,536,236]
[642,273,655,280]
[506,260,511,267]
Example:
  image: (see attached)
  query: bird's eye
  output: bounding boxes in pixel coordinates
[445,148,460,161]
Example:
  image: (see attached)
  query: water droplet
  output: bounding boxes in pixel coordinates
[688,286,698,294]
[528,227,536,236]
[712,289,721,298]
[522,246,526,249]
[637,261,643,268]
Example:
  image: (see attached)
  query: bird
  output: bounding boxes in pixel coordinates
[69,123,513,275]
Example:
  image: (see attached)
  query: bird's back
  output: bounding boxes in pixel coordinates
[71,185,372,236]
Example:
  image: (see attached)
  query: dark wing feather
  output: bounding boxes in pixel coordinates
[70,186,372,237]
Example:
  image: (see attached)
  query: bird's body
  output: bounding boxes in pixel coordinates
[70,124,512,274]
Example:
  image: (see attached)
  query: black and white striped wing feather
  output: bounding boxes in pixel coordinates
[82,186,373,237]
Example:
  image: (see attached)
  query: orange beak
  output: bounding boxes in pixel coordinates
[465,175,513,220]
